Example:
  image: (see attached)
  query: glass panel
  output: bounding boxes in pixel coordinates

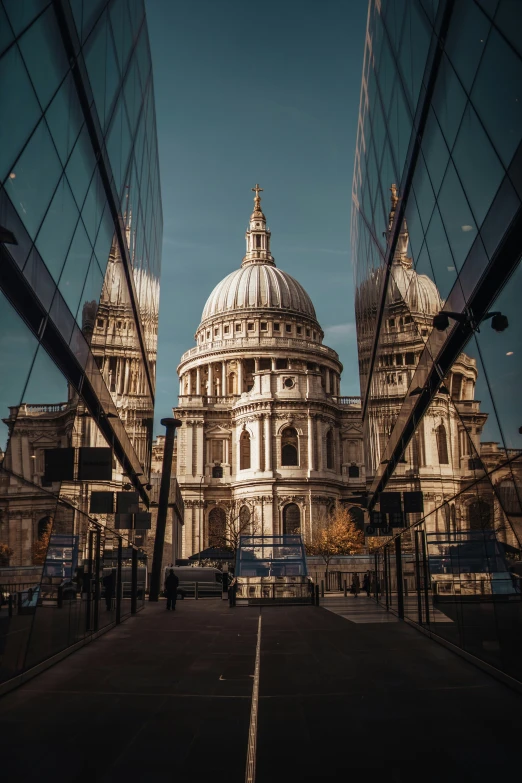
[109,0,133,75]
[0,289,40,450]
[437,161,477,270]
[444,0,491,93]
[471,26,522,168]
[34,175,80,282]
[494,0,522,58]
[421,108,450,197]
[4,118,62,240]
[76,255,104,336]
[431,55,467,151]
[65,124,97,211]
[2,0,51,35]
[0,3,14,57]
[44,72,84,167]
[0,43,41,183]
[57,218,93,317]
[18,5,69,111]
[452,102,504,227]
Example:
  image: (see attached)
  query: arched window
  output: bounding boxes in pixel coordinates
[37,516,52,539]
[228,372,236,395]
[469,500,492,530]
[283,503,300,534]
[239,505,251,531]
[436,424,449,464]
[348,465,360,478]
[209,507,226,547]
[326,429,334,469]
[499,480,522,515]
[281,427,298,466]
[240,430,251,470]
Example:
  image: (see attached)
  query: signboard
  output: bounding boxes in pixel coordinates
[389,511,405,528]
[44,448,75,482]
[90,491,115,514]
[370,511,387,528]
[379,492,402,513]
[135,512,152,529]
[403,491,424,514]
[43,534,79,578]
[78,447,113,480]
[114,513,133,529]
[116,491,140,514]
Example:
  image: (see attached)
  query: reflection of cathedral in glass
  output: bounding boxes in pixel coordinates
[359,187,519,545]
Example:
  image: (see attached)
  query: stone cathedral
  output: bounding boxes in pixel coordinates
[173,187,365,557]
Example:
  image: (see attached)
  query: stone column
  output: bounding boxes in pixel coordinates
[271,357,276,371]
[185,423,194,476]
[237,359,243,394]
[179,375,183,396]
[196,422,204,476]
[208,362,213,396]
[253,417,262,472]
[196,366,201,395]
[316,417,323,471]
[264,414,272,471]
[124,359,130,394]
[254,357,260,372]
[187,370,192,395]
[326,368,331,394]
[308,415,314,472]
[222,360,227,394]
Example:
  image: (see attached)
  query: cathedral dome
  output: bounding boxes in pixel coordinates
[201,263,317,322]
[200,185,318,325]
[388,259,442,316]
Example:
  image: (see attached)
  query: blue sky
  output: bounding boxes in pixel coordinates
[146,0,368,432]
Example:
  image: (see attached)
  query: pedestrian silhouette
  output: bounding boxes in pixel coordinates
[165,569,179,611]
[351,573,360,598]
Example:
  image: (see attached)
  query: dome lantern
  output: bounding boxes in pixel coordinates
[243,184,274,267]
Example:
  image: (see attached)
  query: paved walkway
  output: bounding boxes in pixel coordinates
[0,596,521,782]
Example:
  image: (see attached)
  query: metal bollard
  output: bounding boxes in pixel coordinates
[320,580,325,598]
[315,584,320,606]
[57,585,63,609]
[343,580,347,598]
[8,594,13,617]
[195,582,199,600]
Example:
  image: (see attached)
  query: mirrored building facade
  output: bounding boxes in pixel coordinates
[352,0,522,680]
[0,0,161,687]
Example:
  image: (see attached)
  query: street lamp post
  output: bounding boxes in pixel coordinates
[199,474,204,565]
[149,417,182,601]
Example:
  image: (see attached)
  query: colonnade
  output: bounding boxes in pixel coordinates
[179,359,341,397]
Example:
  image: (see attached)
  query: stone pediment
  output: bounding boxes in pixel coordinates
[205,424,232,436]
[341,424,362,434]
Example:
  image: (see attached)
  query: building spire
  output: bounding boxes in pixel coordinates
[242,184,274,267]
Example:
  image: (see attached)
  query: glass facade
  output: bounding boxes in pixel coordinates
[352,0,522,681]
[0,0,161,687]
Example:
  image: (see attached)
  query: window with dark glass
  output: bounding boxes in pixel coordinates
[283,503,300,534]
[405,352,415,365]
[468,500,492,530]
[326,428,334,469]
[240,430,251,470]
[348,464,360,477]
[281,427,298,466]
[436,424,449,464]
[212,465,223,478]
[276,358,288,369]
[224,325,229,333]
[236,323,241,331]
[248,322,254,331]
[260,322,267,330]
[274,322,280,331]
[451,373,463,400]
[286,324,292,333]
[209,507,226,547]
[228,372,236,394]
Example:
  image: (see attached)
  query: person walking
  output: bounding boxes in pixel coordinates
[362,572,371,597]
[351,573,360,598]
[165,569,179,611]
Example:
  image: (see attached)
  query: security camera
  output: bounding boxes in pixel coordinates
[490,313,508,332]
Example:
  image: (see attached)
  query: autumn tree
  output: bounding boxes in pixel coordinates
[33,519,53,565]
[304,502,364,582]
[209,502,259,568]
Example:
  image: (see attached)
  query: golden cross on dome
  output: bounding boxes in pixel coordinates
[252,183,263,209]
